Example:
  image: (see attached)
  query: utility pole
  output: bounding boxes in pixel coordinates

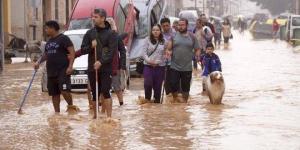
[195,0,197,10]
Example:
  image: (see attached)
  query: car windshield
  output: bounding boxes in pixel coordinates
[67,34,84,50]
[68,18,93,30]
[292,17,300,26]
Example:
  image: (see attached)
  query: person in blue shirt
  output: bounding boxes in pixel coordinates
[201,43,222,94]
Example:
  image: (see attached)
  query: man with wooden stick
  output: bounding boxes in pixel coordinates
[78,8,117,120]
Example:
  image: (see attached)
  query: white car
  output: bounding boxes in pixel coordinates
[65,29,89,92]
[41,29,89,92]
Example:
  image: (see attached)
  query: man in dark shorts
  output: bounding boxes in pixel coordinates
[34,20,78,113]
[78,8,117,119]
[166,18,201,103]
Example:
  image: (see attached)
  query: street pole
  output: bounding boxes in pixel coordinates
[195,0,197,10]
[24,0,29,63]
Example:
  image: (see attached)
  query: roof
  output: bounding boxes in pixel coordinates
[71,0,118,19]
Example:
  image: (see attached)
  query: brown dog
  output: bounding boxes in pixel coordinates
[206,71,225,104]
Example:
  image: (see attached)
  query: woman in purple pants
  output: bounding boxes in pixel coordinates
[143,24,167,103]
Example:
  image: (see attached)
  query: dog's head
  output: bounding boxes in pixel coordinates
[209,71,224,84]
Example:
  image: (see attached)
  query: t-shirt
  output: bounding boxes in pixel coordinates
[45,34,73,77]
[171,33,200,71]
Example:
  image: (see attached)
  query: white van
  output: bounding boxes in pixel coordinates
[286,15,300,45]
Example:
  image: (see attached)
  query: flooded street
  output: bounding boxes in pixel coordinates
[1,32,300,149]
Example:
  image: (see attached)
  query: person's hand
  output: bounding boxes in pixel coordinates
[94,61,102,70]
[92,40,97,49]
[33,62,39,70]
[165,50,172,59]
[66,67,73,75]
[148,60,157,67]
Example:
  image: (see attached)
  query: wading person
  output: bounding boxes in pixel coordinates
[143,24,167,103]
[195,19,213,69]
[34,20,79,113]
[222,18,232,49]
[213,20,222,49]
[201,43,222,95]
[161,18,175,96]
[107,18,127,106]
[77,8,117,119]
[166,18,201,103]
[272,18,280,41]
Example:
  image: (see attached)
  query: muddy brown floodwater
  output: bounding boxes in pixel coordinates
[1,32,300,150]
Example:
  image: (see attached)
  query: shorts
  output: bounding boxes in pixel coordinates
[112,70,126,91]
[88,71,112,101]
[169,68,192,94]
[47,69,71,96]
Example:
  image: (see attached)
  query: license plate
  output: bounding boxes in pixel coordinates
[71,77,88,85]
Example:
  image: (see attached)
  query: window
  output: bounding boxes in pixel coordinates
[67,34,84,50]
[68,18,93,30]
[292,17,300,26]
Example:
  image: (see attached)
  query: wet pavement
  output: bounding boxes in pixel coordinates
[1,31,300,149]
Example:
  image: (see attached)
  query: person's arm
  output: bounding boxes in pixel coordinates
[202,57,209,76]
[80,31,92,55]
[33,52,47,70]
[66,46,75,75]
[64,36,75,75]
[217,55,222,72]
[192,35,201,58]
[165,39,172,59]
[143,38,151,64]
[118,38,127,70]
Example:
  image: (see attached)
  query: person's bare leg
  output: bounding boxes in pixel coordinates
[103,98,112,118]
[87,83,93,109]
[100,95,106,114]
[115,90,124,106]
[92,101,97,119]
[61,91,73,106]
[172,92,179,103]
[52,95,61,113]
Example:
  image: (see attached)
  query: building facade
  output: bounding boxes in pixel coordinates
[1,0,4,72]
[182,0,208,15]
[3,0,76,47]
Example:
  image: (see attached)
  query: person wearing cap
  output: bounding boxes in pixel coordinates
[77,8,118,119]
[201,43,222,95]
